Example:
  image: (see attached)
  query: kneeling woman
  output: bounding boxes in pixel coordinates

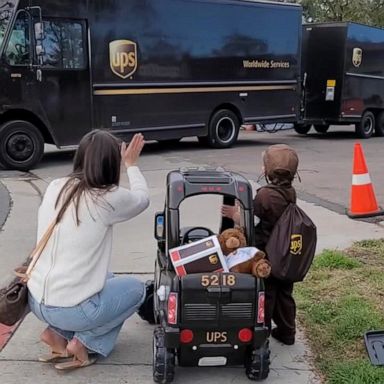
[27,131,150,370]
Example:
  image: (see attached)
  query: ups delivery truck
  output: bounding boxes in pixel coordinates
[294,22,384,139]
[0,0,302,170]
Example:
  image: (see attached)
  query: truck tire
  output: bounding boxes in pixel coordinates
[375,111,384,137]
[207,109,240,148]
[314,124,329,134]
[153,327,175,384]
[0,120,44,171]
[245,340,270,381]
[137,280,156,324]
[355,111,375,139]
[293,123,311,135]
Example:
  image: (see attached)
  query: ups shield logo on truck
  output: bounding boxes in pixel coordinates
[110,40,137,79]
[352,48,362,67]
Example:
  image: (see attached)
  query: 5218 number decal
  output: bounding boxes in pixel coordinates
[201,274,236,287]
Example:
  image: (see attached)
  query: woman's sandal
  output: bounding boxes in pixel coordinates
[54,356,97,371]
[38,350,73,363]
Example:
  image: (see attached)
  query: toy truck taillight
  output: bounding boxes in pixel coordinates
[168,292,178,325]
[257,292,265,324]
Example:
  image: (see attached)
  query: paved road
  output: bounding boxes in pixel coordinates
[1,125,383,229]
[23,126,384,213]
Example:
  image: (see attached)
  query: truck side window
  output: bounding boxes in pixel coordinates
[5,11,30,66]
[40,20,85,69]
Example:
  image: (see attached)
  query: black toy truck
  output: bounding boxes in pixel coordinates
[152,168,270,383]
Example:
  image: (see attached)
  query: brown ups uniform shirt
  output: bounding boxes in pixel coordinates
[253,184,296,250]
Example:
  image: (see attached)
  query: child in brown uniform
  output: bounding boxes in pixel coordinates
[222,144,299,345]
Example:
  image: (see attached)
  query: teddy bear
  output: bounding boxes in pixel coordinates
[218,227,247,256]
[218,228,271,279]
[227,247,271,279]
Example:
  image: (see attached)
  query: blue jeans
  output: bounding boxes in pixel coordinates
[28,274,146,357]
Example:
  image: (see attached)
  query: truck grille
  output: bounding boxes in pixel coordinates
[182,303,254,322]
[183,303,217,321]
[221,303,253,320]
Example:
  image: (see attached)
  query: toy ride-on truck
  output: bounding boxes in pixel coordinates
[152,168,270,383]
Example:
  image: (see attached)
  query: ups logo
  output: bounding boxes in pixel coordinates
[352,47,362,68]
[209,255,219,265]
[110,40,137,79]
[290,234,302,255]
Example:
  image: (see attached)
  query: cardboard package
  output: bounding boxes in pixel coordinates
[169,236,228,276]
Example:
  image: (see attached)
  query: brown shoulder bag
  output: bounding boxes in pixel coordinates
[0,220,58,326]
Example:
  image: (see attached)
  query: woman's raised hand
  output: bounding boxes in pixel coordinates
[121,134,145,168]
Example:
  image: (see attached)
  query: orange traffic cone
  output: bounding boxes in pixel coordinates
[348,143,383,218]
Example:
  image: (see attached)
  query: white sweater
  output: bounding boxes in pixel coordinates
[28,166,150,307]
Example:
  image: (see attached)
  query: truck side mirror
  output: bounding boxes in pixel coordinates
[34,22,44,41]
[154,212,164,240]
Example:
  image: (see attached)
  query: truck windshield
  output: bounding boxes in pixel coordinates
[0,0,16,51]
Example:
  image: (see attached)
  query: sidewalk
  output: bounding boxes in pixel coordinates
[1,165,384,384]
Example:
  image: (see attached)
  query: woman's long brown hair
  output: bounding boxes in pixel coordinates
[54,130,121,225]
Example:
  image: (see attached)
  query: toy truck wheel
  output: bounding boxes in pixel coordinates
[245,341,270,381]
[356,111,375,139]
[207,109,240,148]
[0,120,44,171]
[153,327,175,384]
[313,124,329,134]
[375,111,384,137]
[293,123,312,135]
[138,280,156,324]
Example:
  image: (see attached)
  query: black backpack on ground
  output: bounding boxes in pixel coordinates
[265,198,317,283]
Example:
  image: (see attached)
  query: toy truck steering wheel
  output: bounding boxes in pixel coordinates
[181,227,214,244]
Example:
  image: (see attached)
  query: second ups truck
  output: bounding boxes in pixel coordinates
[295,22,384,139]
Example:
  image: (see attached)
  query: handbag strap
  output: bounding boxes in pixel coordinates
[27,219,58,275]
[18,218,59,282]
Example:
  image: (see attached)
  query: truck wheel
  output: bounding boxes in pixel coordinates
[207,109,240,148]
[197,136,209,146]
[314,124,329,134]
[153,327,175,384]
[356,111,375,139]
[245,341,270,381]
[293,123,312,135]
[374,111,384,137]
[0,120,44,171]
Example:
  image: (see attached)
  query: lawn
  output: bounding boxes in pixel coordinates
[295,240,384,384]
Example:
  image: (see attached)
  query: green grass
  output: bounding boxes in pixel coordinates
[312,249,361,270]
[354,239,384,254]
[296,241,384,384]
[327,360,384,384]
[332,296,383,341]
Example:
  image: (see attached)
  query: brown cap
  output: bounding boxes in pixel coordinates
[263,144,299,180]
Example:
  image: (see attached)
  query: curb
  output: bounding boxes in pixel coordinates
[0,181,11,230]
[0,180,14,351]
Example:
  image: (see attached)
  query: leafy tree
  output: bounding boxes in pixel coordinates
[272,0,384,27]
